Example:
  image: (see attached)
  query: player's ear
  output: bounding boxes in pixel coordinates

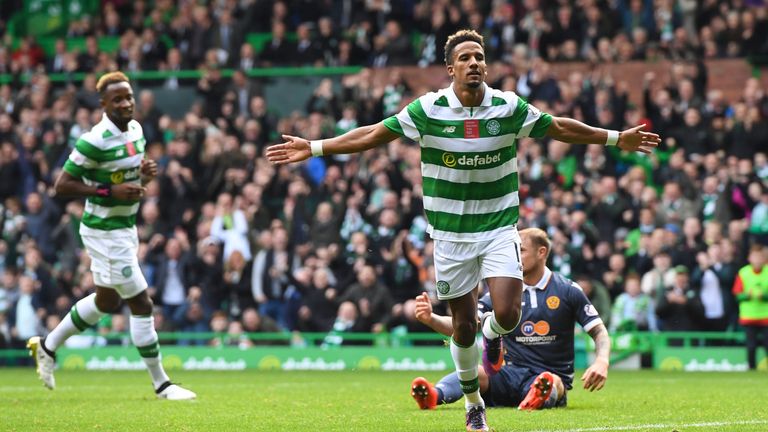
[447,64,454,79]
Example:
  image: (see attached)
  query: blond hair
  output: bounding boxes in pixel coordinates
[96,71,130,94]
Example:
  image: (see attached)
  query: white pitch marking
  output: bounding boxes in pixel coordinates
[532,419,768,432]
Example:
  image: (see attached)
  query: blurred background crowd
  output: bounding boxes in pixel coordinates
[0,0,767,351]
[3,0,768,73]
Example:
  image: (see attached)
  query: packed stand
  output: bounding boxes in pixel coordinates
[0,1,767,352]
[2,0,768,76]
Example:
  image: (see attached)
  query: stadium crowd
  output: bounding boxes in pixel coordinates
[0,0,767,351]
[3,0,768,73]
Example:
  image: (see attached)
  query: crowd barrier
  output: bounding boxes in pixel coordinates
[1,331,765,371]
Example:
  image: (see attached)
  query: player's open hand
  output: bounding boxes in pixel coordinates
[581,358,608,392]
[413,292,433,325]
[265,135,312,165]
[617,124,660,154]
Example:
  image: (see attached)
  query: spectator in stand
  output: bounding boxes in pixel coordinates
[610,274,658,332]
[641,248,675,297]
[251,227,296,327]
[675,217,706,272]
[658,182,698,227]
[76,36,100,73]
[321,301,369,348]
[208,311,229,346]
[46,39,69,74]
[692,243,738,332]
[211,9,243,67]
[222,250,253,317]
[153,237,195,325]
[750,185,768,246]
[309,201,343,248]
[296,23,323,66]
[260,21,296,67]
[297,267,340,333]
[589,177,630,243]
[135,90,163,145]
[574,275,612,329]
[603,252,628,300]
[103,313,131,347]
[336,265,393,333]
[229,70,261,120]
[196,64,227,121]
[0,267,18,316]
[211,192,251,261]
[22,192,60,263]
[8,275,44,347]
[223,320,251,348]
[173,286,210,346]
[656,265,704,331]
[241,307,283,345]
[21,247,59,314]
[237,43,258,71]
[140,28,168,71]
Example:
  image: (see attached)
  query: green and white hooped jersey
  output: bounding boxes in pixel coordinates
[383,83,552,242]
[63,113,146,236]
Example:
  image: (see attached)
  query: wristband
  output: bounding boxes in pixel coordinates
[95,184,112,197]
[605,130,619,146]
[310,140,324,157]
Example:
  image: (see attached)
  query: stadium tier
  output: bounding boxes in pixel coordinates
[0,0,768,369]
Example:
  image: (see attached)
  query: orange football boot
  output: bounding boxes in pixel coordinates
[410,377,438,410]
[518,372,555,411]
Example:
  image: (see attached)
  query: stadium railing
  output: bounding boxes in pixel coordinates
[2,331,764,372]
[0,65,364,85]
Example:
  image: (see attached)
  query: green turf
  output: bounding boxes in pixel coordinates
[1,369,767,431]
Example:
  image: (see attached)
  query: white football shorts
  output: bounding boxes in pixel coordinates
[433,228,523,300]
[81,233,148,299]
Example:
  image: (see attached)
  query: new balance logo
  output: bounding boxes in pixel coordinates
[442,126,456,134]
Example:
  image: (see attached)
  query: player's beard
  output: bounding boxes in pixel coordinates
[467,81,481,89]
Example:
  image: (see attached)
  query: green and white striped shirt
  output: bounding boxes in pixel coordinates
[383,83,552,242]
[63,113,146,236]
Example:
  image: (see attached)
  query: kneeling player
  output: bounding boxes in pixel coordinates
[410,228,610,410]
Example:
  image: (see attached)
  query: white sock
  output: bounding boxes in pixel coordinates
[482,312,518,340]
[130,315,170,389]
[45,293,104,352]
[450,338,484,408]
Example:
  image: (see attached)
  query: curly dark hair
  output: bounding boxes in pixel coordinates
[444,29,485,65]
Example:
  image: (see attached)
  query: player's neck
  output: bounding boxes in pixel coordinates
[451,82,484,107]
[523,265,545,287]
[107,114,129,132]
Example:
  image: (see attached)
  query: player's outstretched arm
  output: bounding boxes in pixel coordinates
[265,122,400,165]
[546,117,661,154]
[581,322,610,392]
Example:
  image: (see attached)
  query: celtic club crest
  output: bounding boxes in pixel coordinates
[486,120,501,135]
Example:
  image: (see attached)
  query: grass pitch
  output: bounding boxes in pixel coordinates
[2,369,767,431]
